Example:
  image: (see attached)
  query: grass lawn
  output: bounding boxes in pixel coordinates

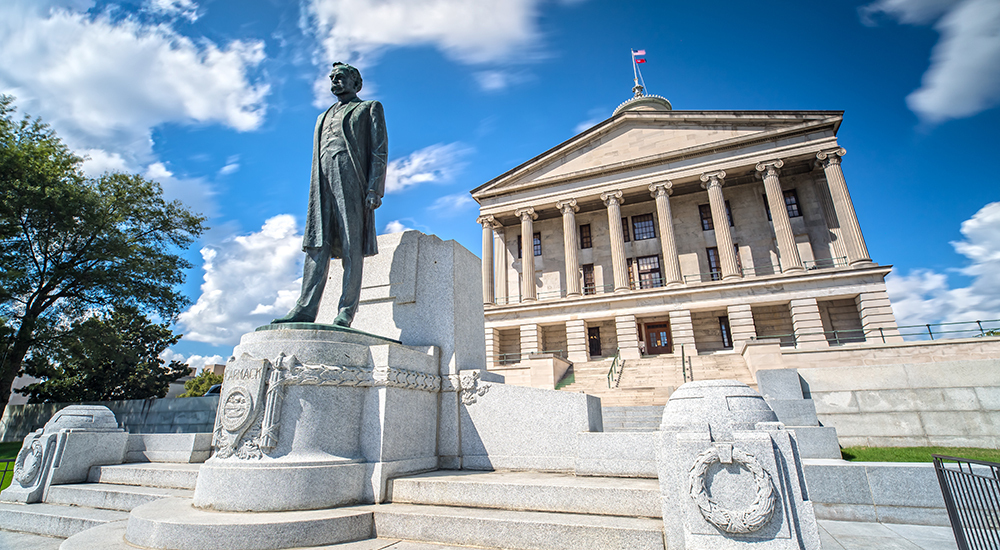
[1,441,19,491]
[841,446,1000,463]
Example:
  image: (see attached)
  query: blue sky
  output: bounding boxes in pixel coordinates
[2,0,998,368]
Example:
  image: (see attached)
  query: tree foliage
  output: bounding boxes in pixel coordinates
[178,369,225,398]
[18,307,190,403]
[0,95,206,411]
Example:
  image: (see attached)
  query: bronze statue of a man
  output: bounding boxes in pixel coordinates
[273,62,387,327]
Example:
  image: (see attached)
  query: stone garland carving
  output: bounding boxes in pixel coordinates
[688,445,776,534]
[13,435,43,486]
[213,353,443,460]
[459,370,490,405]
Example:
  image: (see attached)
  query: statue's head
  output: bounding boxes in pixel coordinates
[330,62,362,95]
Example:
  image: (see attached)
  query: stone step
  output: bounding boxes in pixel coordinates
[388,470,659,518]
[88,462,201,490]
[45,483,194,512]
[372,503,664,550]
[0,501,129,538]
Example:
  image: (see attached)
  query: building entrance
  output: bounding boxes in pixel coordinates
[588,327,602,357]
[645,323,672,354]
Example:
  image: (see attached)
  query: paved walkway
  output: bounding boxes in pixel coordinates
[0,520,960,550]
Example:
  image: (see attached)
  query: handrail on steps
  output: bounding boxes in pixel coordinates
[607,348,624,388]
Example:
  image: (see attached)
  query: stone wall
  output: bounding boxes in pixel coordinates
[751,304,795,345]
[541,324,567,355]
[0,396,219,443]
[797,359,1000,448]
[691,309,728,352]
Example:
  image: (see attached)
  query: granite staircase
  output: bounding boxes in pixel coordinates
[558,352,755,407]
[0,461,199,539]
[376,470,665,550]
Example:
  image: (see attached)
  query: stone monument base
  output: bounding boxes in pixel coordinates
[125,497,373,550]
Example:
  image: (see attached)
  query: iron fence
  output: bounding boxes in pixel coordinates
[933,454,1000,550]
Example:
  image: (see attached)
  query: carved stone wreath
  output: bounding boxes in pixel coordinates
[14,440,43,486]
[688,445,776,534]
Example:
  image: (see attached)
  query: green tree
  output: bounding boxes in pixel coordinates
[0,95,205,413]
[18,307,190,402]
[178,369,225,398]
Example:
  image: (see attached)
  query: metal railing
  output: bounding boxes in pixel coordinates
[933,454,1000,550]
[740,264,779,277]
[607,348,623,389]
[684,270,723,283]
[754,319,1000,347]
[803,256,849,270]
[496,349,567,366]
[1,458,14,492]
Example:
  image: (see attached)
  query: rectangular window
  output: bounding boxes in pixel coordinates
[784,189,801,218]
[699,201,734,231]
[637,255,661,289]
[579,224,592,249]
[621,217,630,242]
[699,204,714,231]
[734,243,743,273]
[626,258,636,289]
[763,194,772,222]
[706,247,721,281]
[582,264,595,295]
[719,316,733,349]
[533,232,542,256]
[632,213,656,240]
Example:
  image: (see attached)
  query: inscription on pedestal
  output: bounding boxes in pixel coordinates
[213,354,271,459]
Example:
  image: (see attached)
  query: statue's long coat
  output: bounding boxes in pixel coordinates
[303,98,387,257]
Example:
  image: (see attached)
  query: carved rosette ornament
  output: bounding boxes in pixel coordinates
[459,370,491,405]
[688,444,777,534]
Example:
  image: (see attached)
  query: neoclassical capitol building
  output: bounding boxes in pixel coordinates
[471,94,902,402]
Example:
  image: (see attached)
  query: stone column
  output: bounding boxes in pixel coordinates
[615,314,641,360]
[790,298,828,348]
[857,290,903,343]
[669,310,697,355]
[484,327,499,370]
[566,319,589,363]
[520,323,540,357]
[700,171,741,280]
[556,199,581,297]
[601,190,630,292]
[515,207,538,301]
[478,215,496,304]
[493,226,508,305]
[756,160,804,273]
[649,181,683,286]
[817,148,871,266]
[727,304,757,349]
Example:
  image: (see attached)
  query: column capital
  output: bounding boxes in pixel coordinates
[476,214,498,228]
[816,147,847,167]
[555,198,579,214]
[514,207,537,221]
[600,190,624,207]
[755,159,784,178]
[699,170,726,189]
[648,180,674,198]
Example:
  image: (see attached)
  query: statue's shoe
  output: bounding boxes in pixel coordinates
[333,311,353,327]
[271,311,315,324]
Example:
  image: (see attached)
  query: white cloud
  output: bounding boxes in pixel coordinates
[178,215,304,345]
[382,220,412,234]
[886,202,1000,330]
[384,143,471,194]
[159,349,224,371]
[144,162,217,218]
[148,0,200,22]
[429,192,475,215]
[0,0,269,167]
[218,155,240,176]
[305,0,541,67]
[573,107,609,134]
[474,70,530,92]
[862,0,1000,123]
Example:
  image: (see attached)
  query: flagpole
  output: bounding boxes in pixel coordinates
[631,49,645,98]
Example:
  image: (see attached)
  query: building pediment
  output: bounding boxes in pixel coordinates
[472,110,842,201]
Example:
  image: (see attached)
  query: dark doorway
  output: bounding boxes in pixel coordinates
[588,327,602,357]
[645,323,672,354]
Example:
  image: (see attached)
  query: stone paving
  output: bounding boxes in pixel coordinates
[0,519,961,550]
